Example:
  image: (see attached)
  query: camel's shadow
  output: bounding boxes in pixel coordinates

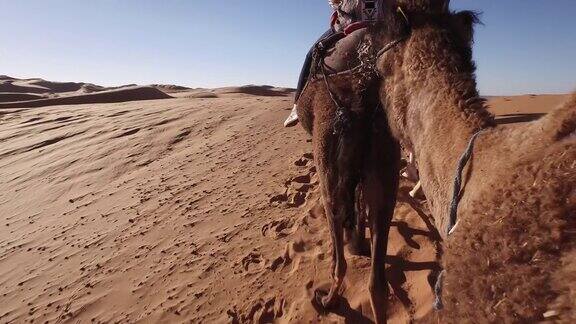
[389,192,443,311]
[314,254,441,323]
[495,113,546,125]
[312,294,375,323]
[314,195,442,322]
[386,255,442,310]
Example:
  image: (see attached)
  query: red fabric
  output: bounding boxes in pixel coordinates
[344,21,369,35]
[330,11,339,28]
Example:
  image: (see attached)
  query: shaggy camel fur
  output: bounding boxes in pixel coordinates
[374,0,575,322]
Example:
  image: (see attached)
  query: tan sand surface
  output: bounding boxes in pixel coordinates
[487,94,570,125]
[0,85,568,323]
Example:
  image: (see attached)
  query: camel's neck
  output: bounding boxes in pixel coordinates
[402,76,493,235]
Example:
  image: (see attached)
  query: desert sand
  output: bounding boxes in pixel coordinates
[0,77,570,323]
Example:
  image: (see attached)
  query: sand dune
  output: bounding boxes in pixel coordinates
[0,77,294,108]
[215,85,295,97]
[0,93,45,103]
[0,76,172,109]
[0,76,104,94]
[486,94,570,126]
[175,85,295,100]
[150,84,193,93]
[0,85,567,323]
[0,86,172,109]
[487,94,569,114]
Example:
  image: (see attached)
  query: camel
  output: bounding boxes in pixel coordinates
[298,0,574,322]
[297,28,400,324]
[370,0,576,322]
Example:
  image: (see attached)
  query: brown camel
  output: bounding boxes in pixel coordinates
[371,0,575,322]
[297,29,401,324]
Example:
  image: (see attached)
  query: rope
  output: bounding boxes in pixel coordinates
[320,61,344,114]
[433,130,484,311]
[320,61,350,136]
[433,269,445,310]
[447,129,484,236]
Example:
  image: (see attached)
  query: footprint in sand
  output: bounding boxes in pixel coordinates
[261,218,296,239]
[238,296,285,323]
[269,155,318,208]
[269,194,288,204]
[294,157,309,167]
[241,252,266,274]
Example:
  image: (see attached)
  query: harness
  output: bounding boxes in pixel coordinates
[316,36,401,137]
[312,7,409,137]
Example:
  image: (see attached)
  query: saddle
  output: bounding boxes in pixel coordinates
[313,24,372,79]
[326,27,372,75]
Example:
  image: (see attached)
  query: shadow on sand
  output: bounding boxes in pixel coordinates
[495,113,546,125]
[315,193,442,323]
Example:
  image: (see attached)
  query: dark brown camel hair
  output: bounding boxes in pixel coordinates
[373,0,576,322]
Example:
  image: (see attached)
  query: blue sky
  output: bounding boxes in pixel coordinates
[0,1,574,95]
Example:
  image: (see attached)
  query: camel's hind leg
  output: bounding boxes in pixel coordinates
[313,127,365,310]
[346,185,370,256]
[363,116,400,323]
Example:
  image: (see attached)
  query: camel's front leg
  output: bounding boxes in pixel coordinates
[313,124,364,310]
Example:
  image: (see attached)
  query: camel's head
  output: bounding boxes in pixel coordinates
[375,0,480,72]
[372,0,487,143]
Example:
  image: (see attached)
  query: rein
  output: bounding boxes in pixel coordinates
[447,129,484,236]
[434,129,485,311]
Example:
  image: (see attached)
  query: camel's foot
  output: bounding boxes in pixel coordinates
[347,237,371,257]
[313,288,339,311]
[312,289,329,314]
[345,228,371,257]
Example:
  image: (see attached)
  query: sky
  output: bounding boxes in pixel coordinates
[0,0,574,95]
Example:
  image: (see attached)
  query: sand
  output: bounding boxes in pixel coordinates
[487,94,570,125]
[0,79,569,323]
